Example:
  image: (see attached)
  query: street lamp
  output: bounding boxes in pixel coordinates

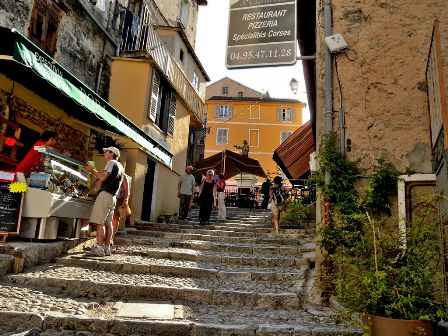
[289,78,299,94]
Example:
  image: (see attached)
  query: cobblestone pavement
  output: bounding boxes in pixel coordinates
[0,209,361,335]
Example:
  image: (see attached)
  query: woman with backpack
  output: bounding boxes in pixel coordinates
[269,176,286,234]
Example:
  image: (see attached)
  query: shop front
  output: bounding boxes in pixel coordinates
[0,27,173,240]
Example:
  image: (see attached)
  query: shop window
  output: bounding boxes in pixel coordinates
[148,70,177,136]
[29,0,62,56]
[216,128,228,145]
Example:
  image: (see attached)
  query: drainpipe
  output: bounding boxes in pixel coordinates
[324,0,333,183]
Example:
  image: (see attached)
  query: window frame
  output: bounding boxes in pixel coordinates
[249,105,260,119]
[280,131,293,144]
[28,0,62,56]
[179,0,189,27]
[192,72,200,90]
[216,128,229,145]
[280,107,292,122]
[222,86,229,95]
[249,129,260,147]
[217,105,231,119]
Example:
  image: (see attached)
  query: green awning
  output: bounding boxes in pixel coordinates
[0,27,172,167]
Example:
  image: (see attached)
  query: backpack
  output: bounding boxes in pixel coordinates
[272,186,285,206]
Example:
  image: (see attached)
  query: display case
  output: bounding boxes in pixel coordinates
[20,146,94,239]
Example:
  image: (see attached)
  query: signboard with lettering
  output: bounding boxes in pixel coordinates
[0,182,24,236]
[226,0,297,69]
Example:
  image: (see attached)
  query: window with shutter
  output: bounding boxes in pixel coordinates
[29,0,62,56]
[149,71,160,122]
[278,107,292,122]
[149,69,177,135]
[280,131,293,144]
[167,93,177,137]
[216,128,228,145]
[217,105,231,118]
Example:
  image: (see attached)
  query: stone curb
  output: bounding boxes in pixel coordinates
[56,257,307,282]
[9,275,304,309]
[0,311,362,336]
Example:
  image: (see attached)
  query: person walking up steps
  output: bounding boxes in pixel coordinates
[270,176,286,234]
[178,165,196,221]
[261,178,271,217]
[216,173,226,221]
[198,169,217,225]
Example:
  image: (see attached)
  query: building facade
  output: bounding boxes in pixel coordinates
[0,0,208,223]
[294,0,448,297]
[204,77,305,184]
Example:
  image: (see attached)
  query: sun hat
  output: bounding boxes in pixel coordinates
[103,146,120,158]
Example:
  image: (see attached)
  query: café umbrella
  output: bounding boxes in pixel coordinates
[194,150,266,180]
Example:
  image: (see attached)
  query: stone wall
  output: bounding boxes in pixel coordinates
[0,0,122,100]
[315,1,448,173]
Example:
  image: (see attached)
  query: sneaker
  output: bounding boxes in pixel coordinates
[104,246,111,256]
[85,246,105,257]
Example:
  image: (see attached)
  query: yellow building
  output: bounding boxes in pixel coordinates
[205,78,305,185]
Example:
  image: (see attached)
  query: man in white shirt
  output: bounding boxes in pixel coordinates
[178,165,196,220]
[84,146,124,256]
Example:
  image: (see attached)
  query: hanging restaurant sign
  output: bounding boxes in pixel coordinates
[226,0,297,69]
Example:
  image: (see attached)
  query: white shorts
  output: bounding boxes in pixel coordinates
[89,191,116,226]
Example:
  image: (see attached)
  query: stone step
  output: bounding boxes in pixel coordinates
[136,222,274,234]
[0,302,361,336]
[129,228,313,245]
[57,254,308,282]
[117,236,316,256]
[98,244,316,268]
[8,266,304,309]
[134,221,316,235]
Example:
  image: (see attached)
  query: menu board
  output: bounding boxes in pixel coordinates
[0,182,23,235]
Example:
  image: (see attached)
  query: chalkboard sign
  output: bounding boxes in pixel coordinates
[0,182,23,236]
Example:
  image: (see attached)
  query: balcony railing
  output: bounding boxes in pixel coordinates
[120,7,205,127]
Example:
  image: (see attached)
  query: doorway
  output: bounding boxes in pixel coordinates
[141,158,156,221]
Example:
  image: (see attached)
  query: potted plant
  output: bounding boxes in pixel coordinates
[334,201,448,336]
[317,135,448,336]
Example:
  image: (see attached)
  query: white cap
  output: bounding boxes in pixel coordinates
[103,146,120,158]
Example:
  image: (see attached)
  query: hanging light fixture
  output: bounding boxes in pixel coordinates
[289,78,299,94]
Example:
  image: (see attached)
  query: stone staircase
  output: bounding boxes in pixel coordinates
[0,209,361,335]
